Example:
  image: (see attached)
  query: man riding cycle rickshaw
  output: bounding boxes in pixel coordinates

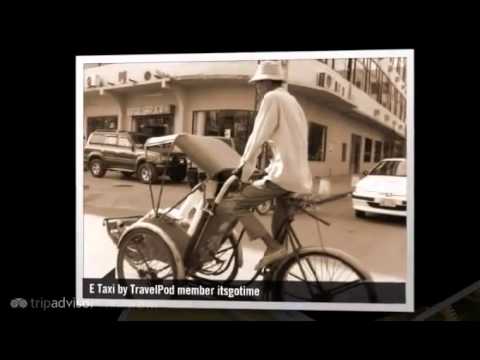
[104,61,376,303]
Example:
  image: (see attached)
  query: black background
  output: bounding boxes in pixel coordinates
[4,20,478,322]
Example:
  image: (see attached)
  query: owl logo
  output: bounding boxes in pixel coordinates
[10,298,28,309]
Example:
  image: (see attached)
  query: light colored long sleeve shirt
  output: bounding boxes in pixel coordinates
[239,87,313,194]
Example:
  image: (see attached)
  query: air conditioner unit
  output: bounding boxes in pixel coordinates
[86,76,94,88]
[118,71,127,84]
[87,75,103,87]
[95,75,104,87]
[154,70,170,79]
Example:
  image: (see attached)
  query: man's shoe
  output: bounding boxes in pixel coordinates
[255,247,288,271]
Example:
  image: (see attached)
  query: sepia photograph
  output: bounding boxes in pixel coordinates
[76,50,414,311]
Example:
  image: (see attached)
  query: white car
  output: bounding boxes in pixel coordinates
[352,158,407,218]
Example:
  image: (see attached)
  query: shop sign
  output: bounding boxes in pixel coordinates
[154,105,175,114]
[127,105,175,116]
[142,106,154,114]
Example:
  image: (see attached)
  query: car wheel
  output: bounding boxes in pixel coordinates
[89,159,106,178]
[137,163,158,184]
[355,210,366,218]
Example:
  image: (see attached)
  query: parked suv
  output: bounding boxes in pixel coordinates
[84,130,187,183]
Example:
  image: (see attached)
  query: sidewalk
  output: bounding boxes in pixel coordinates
[308,174,360,204]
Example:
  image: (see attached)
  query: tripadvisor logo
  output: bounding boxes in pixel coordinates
[10,297,91,310]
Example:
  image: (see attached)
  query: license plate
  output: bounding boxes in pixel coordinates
[380,199,397,208]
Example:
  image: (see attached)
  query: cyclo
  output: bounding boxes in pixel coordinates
[104,134,377,302]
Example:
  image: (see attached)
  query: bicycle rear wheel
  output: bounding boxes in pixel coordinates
[272,250,377,303]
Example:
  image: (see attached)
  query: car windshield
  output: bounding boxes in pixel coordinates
[369,160,406,176]
[130,134,149,145]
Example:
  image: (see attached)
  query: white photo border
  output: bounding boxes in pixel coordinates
[76,49,414,312]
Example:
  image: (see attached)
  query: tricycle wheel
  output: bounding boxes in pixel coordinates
[116,228,180,282]
[191,234,240,283]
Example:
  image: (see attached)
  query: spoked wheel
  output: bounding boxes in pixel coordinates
[191,234,240,283]
[116,228,179,282]
[272,250,377,303]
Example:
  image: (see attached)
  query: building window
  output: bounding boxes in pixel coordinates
[347,59,353,81]
[396,58,402,75]
[353,59,367,91]
[104,135,117,146]
[342,143,347,162]
[364,138,372,162]
[118,137,131,147]
[369,60,381,103]
[89,134,106,145]
[86,116,118,138]
[381,73,391,110]
[384,141,392,158]
[133,114,173,137]
[308,123,327,161]
[192,110,255,154]
[401,96,407,121]
[374,140,382,162]
[334,59,350,80]
[393,88,400,118]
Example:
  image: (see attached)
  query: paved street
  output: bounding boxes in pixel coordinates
[83,171,407,281]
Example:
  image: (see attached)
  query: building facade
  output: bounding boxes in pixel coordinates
[83,58,407,178]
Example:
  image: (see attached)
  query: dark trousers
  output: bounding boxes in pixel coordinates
[200,181,290,251]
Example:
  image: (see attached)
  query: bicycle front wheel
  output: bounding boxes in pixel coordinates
[272,250,377,303]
